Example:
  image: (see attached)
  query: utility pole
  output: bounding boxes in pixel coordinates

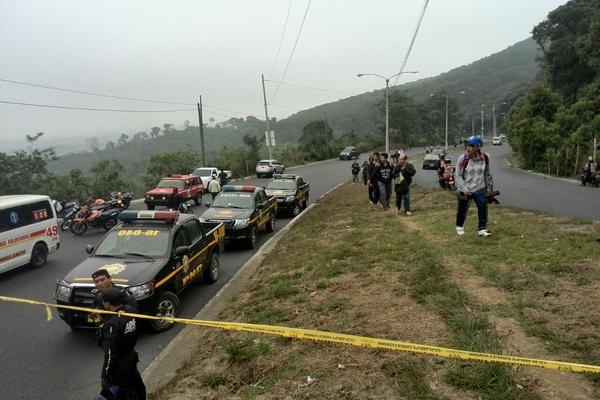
[197,96,206,168]
[492,104,497,138]
[471,118,475,136]
[261,74,273,159]
[444,95,449,152]
[323,115,329,157]
[480,108,484,139]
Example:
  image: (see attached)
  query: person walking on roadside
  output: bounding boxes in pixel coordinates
[372,153,394,210]
[361,161,369,185]
[393,154,416,215]
[454,136,493,237]
[366,152,380,205]
[351,160,360,184]
[208,175,221,202]
[98,287,146,400]
[218,169,229,186]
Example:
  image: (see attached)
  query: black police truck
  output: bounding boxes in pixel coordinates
[54,210,225,332]
[200,185,277,249]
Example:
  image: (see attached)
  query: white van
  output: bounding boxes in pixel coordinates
[0,195,60,273]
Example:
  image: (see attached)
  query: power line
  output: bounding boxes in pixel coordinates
[393,0,429,86]
[0,77,195,106]
[264,79,353,95]
[269,0,293,79]
[0,77,251,117]
[0,100,196,113]
[269,0,312,102]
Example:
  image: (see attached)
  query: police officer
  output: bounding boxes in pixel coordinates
[91,269,138,320]
[99,287,146,399]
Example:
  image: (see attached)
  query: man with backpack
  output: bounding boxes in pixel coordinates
[454,136,493,237]
[351,160,360,184]
[393,154,416,215]
[372,153,394,210]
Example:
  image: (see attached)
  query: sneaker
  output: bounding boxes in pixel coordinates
[456,226,465,235]
[405,211,412,216]
[478,229,492,237]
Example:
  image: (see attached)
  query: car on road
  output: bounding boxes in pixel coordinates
[191,167,232,189]
[256,160,285,177]
[265,174,310,216]
[0,195,60,273]
[54,210,225,332]
[338,146,361,160]
[145,174,203,210]
[423,153,441,170]
[200,185,277,248]
[492,136,503,145]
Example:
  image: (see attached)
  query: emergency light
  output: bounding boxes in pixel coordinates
[222,185,256,192]
[119,210,179,222]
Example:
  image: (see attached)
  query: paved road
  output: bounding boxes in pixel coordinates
[414,144,599,221]
[0,155,389,400]
[1,146,597,399]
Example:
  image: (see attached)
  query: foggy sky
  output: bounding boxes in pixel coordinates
[0,0,567,144]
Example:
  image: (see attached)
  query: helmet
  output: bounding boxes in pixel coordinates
[465,136,483,148]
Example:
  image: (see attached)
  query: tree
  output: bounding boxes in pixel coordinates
[150,127,161,139]
[89,159,127,198]
[243,134,261,164]
[132,131,148,142]
[0,146,57,195]
[298,120,333,160]
[144,151,200,188]
[25,132,44,154]
[183,120,190,130]
[117,134,129,146]
[163,123,174,134]
[105,140,116,151]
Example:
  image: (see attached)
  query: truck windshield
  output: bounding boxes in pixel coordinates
[94,228,170,257]
[157,180,184,189]
[267,180,296,190]
[211,192,254,209]
[192,168,213,177]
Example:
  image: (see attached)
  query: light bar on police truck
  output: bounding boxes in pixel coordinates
[222,185,256,192]
[273,174,296,180]
[119,210,179,222]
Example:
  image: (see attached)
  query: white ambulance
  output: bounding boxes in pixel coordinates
[0,195,60,273]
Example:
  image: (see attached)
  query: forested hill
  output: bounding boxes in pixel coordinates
[273,37,541,143]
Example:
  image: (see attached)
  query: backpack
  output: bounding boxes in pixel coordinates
[459,152,489,180]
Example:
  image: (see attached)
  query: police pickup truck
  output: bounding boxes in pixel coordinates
[199,185,277,249]
[54,210,225,332]
[265,174,310,216]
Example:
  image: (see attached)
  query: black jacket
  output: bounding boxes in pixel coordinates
[100,304,139,387]
[394,162,416,185]
[373,162,394,184]
[93,287,139,313]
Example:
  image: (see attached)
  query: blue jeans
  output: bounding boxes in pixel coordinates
[396,188,410,212]
[377,181,390,209]
[352,173,359,183]
[456,188,488,230]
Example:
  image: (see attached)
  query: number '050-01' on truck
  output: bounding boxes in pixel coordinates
[54,210,225,332]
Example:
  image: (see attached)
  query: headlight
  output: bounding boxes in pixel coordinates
[234,218,250,228]
[127,281,155,300]
[285,195,295,202]
[54,280,72,302]
[150,196,154,200]
[161,196,166,200]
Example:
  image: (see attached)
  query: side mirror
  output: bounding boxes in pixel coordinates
[85,244,95,255]
[175,246,188,257]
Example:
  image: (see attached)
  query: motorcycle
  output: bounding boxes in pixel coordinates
[438,161,456,191]
[110,191,133,209]
[60,201,81,231]
[70,201,123,235]
[580,168,599,187]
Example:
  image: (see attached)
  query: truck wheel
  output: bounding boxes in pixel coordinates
[30,242,48,268]
[203,252,220,283]
[291,203,301,217]
[147,204,155,210]
[70,220,87,236]
[150,291,180,332]
[246,226,257,249]
[266,214,275,233]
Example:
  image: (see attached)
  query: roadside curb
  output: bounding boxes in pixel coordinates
[142,182,345,394]
[504,158,580,185]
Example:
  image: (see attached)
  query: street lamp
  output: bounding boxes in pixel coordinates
[430,91,465,151]
[357,70,419,153]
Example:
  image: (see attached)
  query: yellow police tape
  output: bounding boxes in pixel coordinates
[2,294,599,374]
